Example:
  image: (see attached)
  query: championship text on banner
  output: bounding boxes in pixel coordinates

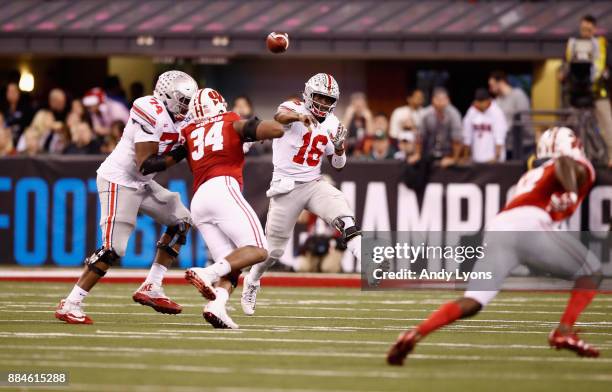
[0,156,610,273]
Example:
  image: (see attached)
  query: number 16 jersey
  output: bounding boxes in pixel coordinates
[180,111,244,193]
[273,100,337,182]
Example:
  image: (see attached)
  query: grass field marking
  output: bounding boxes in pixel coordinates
[6,301,610,316]
[4,309,611,327]
[3,331,612,353]
[1,357,612,381]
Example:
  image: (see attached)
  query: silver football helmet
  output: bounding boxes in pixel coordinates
[154,71,198,120]
[303,73,340,118]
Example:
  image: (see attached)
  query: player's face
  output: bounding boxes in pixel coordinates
[312,93,336,116]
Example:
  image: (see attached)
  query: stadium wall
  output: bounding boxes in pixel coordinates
[0,156,610,274]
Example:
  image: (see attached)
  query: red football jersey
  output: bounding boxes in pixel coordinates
[181,111,244,192]
[503,156,595,221]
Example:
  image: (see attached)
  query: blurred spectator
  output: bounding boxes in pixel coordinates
[1,82,33,145]
[47,88,69,123]
[488,71,532,158]
[369,130,396,160]
[16,110,54,153]
[394,130,418,162]
[563,14,612,166]
[389,88,425,139]
[21,130,43,157]
[104,75,129,108]
[417,87,463,167]
[101,120,125,154]
[46,123,72,154]
[343,92,373,151]
[64,122,101,154]
[354,112,388,157]
[0,114,15,156]
[232,95,255,119]
[462,88,508,163]
[66,99,89,129]
[129,81,145,108]
[83,88,129,137]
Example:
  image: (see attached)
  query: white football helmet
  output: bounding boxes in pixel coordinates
[303,73,340,118]
[154,71,198,120]
[537,126,584,159]
[188,88,227,120]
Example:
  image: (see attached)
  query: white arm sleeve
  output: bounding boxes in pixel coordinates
[331,151,346,169]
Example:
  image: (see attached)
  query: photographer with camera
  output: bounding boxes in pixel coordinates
[562,14,612,167]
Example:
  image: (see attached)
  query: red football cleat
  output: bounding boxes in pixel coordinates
[54,299,93,324]
[185,268,217,301]
[387,330,419,366]
[132,284,182,315]
[548,328,600,358]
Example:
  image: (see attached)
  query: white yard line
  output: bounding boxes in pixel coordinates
[0,357,610,380]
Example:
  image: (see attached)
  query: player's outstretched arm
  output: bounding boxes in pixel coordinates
[233,118,285,142]
[327,123,348,171]
[136,141,187,175]
[274,110,317,127]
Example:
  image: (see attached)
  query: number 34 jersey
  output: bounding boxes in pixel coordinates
[97,95,181,189]
[273,100,337,182]
[180,111,244,193]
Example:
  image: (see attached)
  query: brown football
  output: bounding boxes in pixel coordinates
[266,32,289,54]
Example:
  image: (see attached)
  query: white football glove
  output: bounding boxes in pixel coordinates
[330,123,348,150]
[547,191,578,212]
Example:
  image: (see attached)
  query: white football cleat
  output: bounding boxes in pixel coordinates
[132,283,182,314]
[241,274,260,316]
[185,267,219,300]
[203,301,239,329]
[55,299,93,324]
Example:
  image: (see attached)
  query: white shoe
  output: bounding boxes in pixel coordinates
[203,301,239,329]
[241,275,260,316]
[54,299,93,324]
[185,267,219,300]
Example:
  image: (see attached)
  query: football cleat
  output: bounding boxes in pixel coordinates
[241,274,259,316]
[54,299,93,325]
[548,328,600,357]
[387,330,419,366]
[132,283,182,314]
[203,301,239,329]
[185,267,218,300]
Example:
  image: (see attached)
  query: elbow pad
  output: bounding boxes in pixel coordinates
[139,154,166,175]
[243,117,262,142]
[331,152,346,169]
[168,144,188,163]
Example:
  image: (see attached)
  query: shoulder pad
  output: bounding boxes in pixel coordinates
[131,96,166,128]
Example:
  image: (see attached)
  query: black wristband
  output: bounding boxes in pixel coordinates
[139,154,166,175]
[243,117,262,142]
[168,144,188,163]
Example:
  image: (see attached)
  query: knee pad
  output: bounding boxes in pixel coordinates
[332,216,362,246]
[86,247,120,277]
[157,221,190,258]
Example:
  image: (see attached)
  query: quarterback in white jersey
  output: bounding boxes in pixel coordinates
[55,71,197,325]
[241,73,362,315]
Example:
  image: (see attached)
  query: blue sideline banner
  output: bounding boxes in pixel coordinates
[0,156,610,273]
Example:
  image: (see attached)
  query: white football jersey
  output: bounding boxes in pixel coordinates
[272,100,337,182]
[97,95,181,189]
[462,101,508,163]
